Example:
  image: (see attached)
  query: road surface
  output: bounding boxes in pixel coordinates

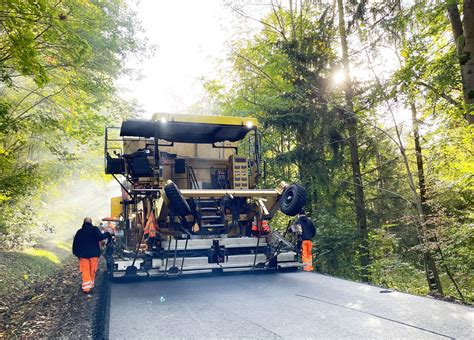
[109,271,473,339]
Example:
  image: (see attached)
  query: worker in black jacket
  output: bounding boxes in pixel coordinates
[293,210,316,271]
[73,217,111,293]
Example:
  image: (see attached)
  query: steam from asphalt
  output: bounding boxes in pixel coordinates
[38,178,121,243]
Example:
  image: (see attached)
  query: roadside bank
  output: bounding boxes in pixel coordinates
[0,246,109,339]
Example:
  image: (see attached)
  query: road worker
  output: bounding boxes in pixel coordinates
[144,211,158,251]
[293,210,316,271]
[106,221,116,234]
[98,222,106,250]
[251,220,271,236]
[72,217,112,293]
[251,219,272,244]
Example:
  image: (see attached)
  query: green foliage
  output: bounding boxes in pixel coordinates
[209,3,375,280]
[436,215,474,301]
[426,124,474,220]
[368,227,429,295]
[0,0,149,249]
[355,0,473,300]
[208,0,473,302]
[315,212,360,280]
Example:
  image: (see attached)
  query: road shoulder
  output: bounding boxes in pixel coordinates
[1,254,109,338]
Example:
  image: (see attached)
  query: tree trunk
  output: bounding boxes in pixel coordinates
[448,3,463,55]
[410,103,443,295]
[462,2,474,124]
[412,103,464,299]
[368,36,443,294]
[386,97,442,294]
[373,126,385,227]
[337,0,370,282]
[448,2,474,124]
[411,103,428,209]
[289,0,296,41]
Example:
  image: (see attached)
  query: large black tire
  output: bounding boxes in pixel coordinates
[164,182,192,217]
[280,184,307,216]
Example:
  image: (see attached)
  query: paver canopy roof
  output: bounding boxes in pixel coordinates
[120,119,254,143]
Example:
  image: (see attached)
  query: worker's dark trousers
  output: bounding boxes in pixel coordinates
[147,236,157,250]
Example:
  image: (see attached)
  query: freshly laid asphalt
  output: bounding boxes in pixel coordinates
[109,271,473,339]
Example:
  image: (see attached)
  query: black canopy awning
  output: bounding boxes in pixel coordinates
[120,119,253,143]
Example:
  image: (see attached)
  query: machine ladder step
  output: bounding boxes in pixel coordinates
[200,207,219,211]
[201,223,225,228]
[201,215,221,220]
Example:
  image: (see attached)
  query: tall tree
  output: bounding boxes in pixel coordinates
[209,0,474,302]
[356,0,471,297]
[336,0,370,282]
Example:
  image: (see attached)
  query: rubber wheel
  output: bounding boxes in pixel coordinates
[280,184,307,216]
[164,182,192,217]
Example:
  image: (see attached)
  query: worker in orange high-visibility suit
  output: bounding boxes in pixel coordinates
[73,217,111,293]
[251,220,271,236]
[294,210,316,271]
[144,211,158,251]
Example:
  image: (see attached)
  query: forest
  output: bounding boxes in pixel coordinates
[0,0,148,247]
[207,0,473,302]
[0,0,473,307]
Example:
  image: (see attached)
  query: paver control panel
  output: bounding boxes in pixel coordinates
[229,155,248,189]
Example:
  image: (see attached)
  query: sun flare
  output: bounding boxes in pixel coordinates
[332,69,346,85]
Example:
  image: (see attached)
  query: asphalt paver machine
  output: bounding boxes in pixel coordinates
[104,114,307,278]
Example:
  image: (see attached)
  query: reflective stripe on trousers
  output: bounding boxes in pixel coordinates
[301,240,314,271]
[79,257,99,292]
[82,281,93,290]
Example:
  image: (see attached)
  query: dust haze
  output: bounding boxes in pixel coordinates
[38,178,121,243]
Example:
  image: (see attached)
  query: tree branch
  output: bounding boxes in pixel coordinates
[11,83,71,123]
[234,52,281,90]
[415,81,463,109]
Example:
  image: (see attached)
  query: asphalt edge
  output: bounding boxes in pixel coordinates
[93,257,111,340]
[302,271,474,308]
